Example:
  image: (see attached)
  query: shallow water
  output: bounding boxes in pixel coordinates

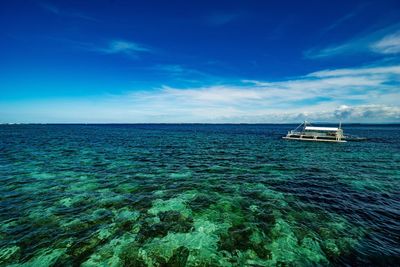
[0,124,399,266]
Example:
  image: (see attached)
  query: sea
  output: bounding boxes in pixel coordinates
[0,124,399,266]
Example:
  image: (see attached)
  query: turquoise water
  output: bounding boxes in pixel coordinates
[0,124,399,266]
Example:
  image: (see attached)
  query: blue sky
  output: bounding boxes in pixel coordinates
[1,0,400,122]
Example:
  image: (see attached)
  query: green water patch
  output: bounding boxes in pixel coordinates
[26,206,59,226]
[81,233,138,267]
[169,171,192,179]
[263,218,328,265]
[9,248,66,267]
[104,186,364,266]
[115,182,140,194]
[134,218,231,266]
[148,191,197,218]
[347,175,398,193]
[0,246,21,265]
[0,181,366,266]
[58,194,88,208]
[2,125,394,266]
[113,208,140,224]
[30,172,56,180]
[69,180,100,193]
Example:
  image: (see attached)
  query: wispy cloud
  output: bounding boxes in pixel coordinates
[304,43,355,59]
[161,85,264,104]
[95,40,151,57]
[305,24,400,58]
[150,64,216,78]
[307,65,400,77]
[320,3,369,35]
[2,64,399,123]
[322,12,357,34]
[370,31,400,54]
[145,64,224,86]
[39,2,98,22]
[43,38,152,58]
[152,64,186,74]
[150,64,210,77]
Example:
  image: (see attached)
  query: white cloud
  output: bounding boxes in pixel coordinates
[305,24,400,58]
[333,104,400,120]
[153,64,186,73]
[97,40,151,56]
[1,65,399,123]
[39,2,97,22]
[304,43,355,59]
[370,31,400,54]
[162,86,264,103]
[213,105,400,123]
[308,65,400,77]
[149,65,214,81]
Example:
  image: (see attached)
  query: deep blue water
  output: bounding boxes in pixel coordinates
[0,124,399,266]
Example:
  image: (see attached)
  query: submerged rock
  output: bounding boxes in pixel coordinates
[67,224,118,265]
[118,246,147,267]
[147,192,196,218]
[188,193,218,212]
[113,208,140,225]
[9,248,65,267]
[89,208,114,223]
[137,211,193,243]
[62,218,90,233]
[323,239,340,257]
[58,196,84,208]
[143,230,220,265]
[149,198,188,216]
[264,218,329,265]
[115,183,139,194]
[81,233,137,267]
[166,246,189,267]
[219,224,253,253]
[133,217,233,266]
[0,245,20,265]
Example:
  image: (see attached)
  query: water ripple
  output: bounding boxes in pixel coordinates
[0,124,399,266]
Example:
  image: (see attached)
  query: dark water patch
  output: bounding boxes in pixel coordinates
[137,211,193,244]
[188,193,218,212]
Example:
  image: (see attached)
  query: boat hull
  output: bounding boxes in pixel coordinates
[282,136,347,143]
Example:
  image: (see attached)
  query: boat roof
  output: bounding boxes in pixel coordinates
[305,126,339,131]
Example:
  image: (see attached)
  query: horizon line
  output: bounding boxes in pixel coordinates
[1,122,400,125]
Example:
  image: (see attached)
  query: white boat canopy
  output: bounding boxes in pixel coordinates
[304,126,339,131]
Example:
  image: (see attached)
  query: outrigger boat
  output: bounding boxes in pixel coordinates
[283,121,346,143]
